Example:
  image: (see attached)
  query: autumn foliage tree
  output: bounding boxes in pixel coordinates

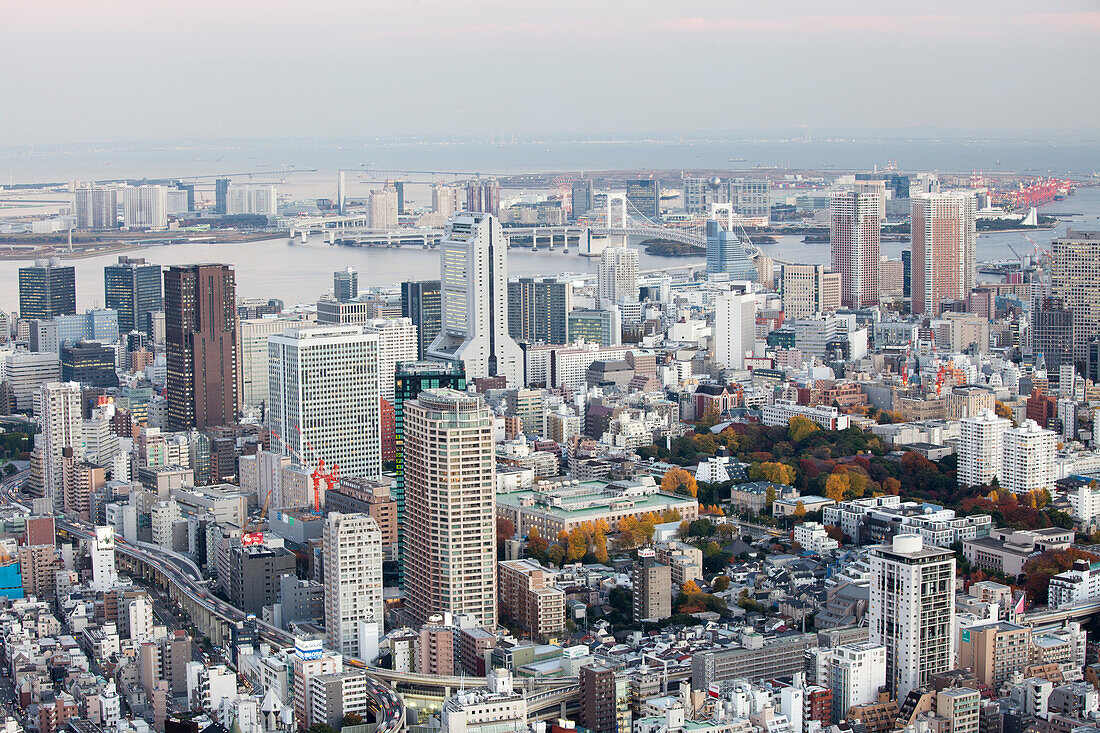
[824,472,850,503]
[1022,548,1098,604]
[526,526,548,556]
[661,467,698,497]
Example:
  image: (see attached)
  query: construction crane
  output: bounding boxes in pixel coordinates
[291,424,338,515]
[268,426,336,515]
[242,487,274,546]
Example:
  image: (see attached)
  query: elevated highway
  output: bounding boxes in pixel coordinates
[0,471,590,729]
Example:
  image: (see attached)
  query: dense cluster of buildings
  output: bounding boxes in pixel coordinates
[2,170,1100,733]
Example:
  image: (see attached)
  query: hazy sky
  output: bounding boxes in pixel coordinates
[2,0,1098,145]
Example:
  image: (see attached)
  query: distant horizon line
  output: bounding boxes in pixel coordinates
[3,130,1099,151]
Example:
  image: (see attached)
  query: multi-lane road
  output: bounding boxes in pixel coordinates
[0,472,406,732]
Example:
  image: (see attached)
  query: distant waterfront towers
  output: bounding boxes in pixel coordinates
[214,178,230,215]
[571,179,594,219]
[268,325,382,480]
[729,178,771,219]
[393,360,466,584]
[683,177,709,216]
[780,264,842,319]
[1051,230,1100,362]
[400,280,441,360]
[427,213,523,386]
[507,277,572,345]
[368,187,399,229]
[625,179,661,220]
[831,184,883,308]
[19,259,76,320]
[75,186,118,229]
[226,184,277,216]
[869,534,955,698]
[466,178,500,216]
[403,388,497,628]
[334,267,358,302]
[597,245,639,305]
[323,512,384,660]
[104,256,162,335]
[432,185,457,218]
[714,290,756,370]
[705,220,756,280]
[164,264,238,431]
[122,185,169,229]
[911,191,977,315]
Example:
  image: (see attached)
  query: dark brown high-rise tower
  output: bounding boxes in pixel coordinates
[164,264,238,431]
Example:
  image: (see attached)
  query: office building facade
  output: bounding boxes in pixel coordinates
[781,264,842,319]
[571,179,594,219]
[333,268,358,302]
[61,342,118,388]
[268,326,382,481]
[363,318,418,403]
[427,213,523,386]
[625,180,661,220]
[19,259,76,321]
[729,179,771,219]
[507,277,572,345]
[400,280,441,360]
[1051,230,1100,362]
[705,220,756,280]
[164,264,238,430]
[104,256,162,335]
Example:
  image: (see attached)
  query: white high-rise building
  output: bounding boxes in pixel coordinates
[268,326,382,480]
[126,594,154,641]
[33,382,84,510]
[869,534,955,698]
[433,185,457,218]
[1002,419,1057,495]
[363,317,418,403]
[826,642,887,723]
[830,184,883,308]
[239,316,306,408]
[958,409,1010,488]
[368,188,399,229]
[597,245,639,304]
[714,290,756,370]
[226,185,277,216]
[122,185,168,229]
[75,186,118,230]
[427,213,523,386]
[404,389,497,628]
[91,525,119,592]
[239,449,291,510]
[323,512,384,661]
